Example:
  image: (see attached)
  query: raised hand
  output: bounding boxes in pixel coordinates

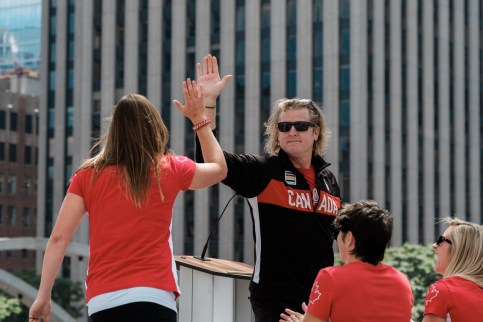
[173,78,206,124]
[196,54,232,104]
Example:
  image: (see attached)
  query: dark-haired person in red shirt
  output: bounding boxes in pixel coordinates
[280,200,413,322]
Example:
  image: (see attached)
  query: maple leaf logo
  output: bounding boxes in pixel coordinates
[425,284,439,306]
[309,281,322,305]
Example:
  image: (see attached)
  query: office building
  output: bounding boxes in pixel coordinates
[0,75,39,272]
[0,0,42,75]
[39,0,482,284]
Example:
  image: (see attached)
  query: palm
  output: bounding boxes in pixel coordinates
[198,73,224,98]
[196,54,232,101]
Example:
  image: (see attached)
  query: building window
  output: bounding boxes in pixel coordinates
[10,112,18,131]
[24,177,32,196]
[8,206,16,226]
[9,144,17,162]
[23,208,31,227]
[0,205,3,224]
[0,142,4,160]
[25,146,32,164]
[26,114,33,133]
[8,176,16,194]
[0,111,5,129]
[0,174,3,193]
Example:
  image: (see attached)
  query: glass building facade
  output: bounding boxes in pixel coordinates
[0,0,41,75]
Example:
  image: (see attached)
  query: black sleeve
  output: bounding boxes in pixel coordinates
[221,152,271,198]
[195,130,271,198]
[323,168,341,198]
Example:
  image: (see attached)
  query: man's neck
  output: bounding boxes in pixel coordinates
[288,154,312,169]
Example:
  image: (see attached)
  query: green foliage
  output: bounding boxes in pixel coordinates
[0,294,22,321]
[5,270,85,320]
[383,243,440,322]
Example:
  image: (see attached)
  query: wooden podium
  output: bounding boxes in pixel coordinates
[175,256,255,322]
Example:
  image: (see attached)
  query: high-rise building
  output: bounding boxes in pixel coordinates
[39,0,482,287]
[0,0,42,75]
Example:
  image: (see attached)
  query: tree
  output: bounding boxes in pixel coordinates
[1,270,85,321]
[0,293,22,321]
[384,243,440,322]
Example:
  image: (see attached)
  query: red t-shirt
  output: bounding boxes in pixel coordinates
[424,276,483,322]
[307,261,413,322]
[67,154,196,302]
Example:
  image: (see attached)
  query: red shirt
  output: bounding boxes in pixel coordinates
[307,261,413,322]
[424,276,483,322]
[68,154,196,302]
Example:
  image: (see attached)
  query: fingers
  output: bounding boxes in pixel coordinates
[188,79,198,97]
[212,55,218,75]
[302,302,308,312]
[203,55,210,75]
[196,62,202,79]
[280,308,303,322]
[221,74,233,86]
[172,99,182,111]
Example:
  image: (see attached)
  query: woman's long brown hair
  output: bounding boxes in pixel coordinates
[77,94,169,207]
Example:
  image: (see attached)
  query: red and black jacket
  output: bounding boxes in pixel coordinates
[196,136,341,303]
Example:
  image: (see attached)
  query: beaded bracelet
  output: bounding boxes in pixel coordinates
[192,118,212,131]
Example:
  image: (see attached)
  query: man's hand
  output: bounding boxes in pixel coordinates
[196,54,232,106]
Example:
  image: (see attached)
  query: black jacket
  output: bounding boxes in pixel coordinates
[196,135,341,303]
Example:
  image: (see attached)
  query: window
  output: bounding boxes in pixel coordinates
[9,144,17,162]
[24,177,32,196]
[26,115,33,133]
[23,208,31,227]
[0,205,3,224]
[0,142,4,161]
[0,111,5,129]
[25,146,32,164]
[10,112,17,131]
[8,206,16,226]
[8,176,16,194]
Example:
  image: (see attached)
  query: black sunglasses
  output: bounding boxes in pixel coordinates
[277,121,316,132]
[436,235,452,246]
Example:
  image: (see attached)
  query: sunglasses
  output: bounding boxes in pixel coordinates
[436,235,452,246]
[277,121,316,132]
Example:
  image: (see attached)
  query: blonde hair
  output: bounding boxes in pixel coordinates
[264,98,330,156]
[77,93,169,207]
[443,217,483,288]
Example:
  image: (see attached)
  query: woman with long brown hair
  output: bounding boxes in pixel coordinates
[29,79,226,322]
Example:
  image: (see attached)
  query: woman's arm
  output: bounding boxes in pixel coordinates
[29,193,86,322]
[173,79,227,189]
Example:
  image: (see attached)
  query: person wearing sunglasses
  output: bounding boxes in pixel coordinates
[280,200,413,322]
[422,218,483,322]
[195,54,341,321]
